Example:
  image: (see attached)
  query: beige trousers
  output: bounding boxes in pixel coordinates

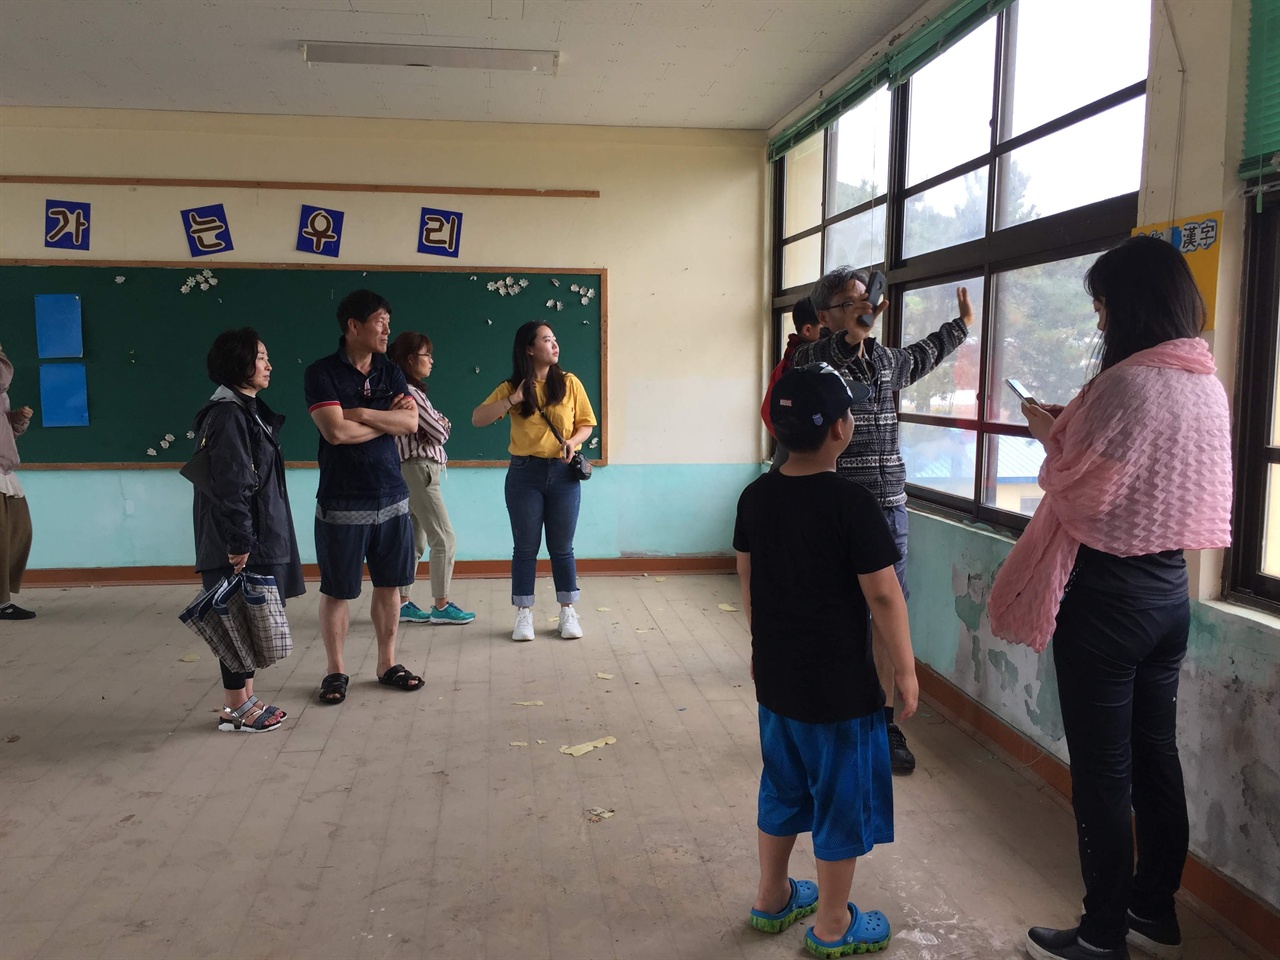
[0,493,33,606]
[400,458,457,602]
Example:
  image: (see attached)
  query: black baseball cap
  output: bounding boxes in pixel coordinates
[770,362,872,429]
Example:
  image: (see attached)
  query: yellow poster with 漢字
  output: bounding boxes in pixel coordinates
[1131,211,1224,330]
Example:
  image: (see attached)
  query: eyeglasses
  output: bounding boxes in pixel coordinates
[825,300,860,312]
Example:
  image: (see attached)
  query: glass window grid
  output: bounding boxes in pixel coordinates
[770,2,1146,531]
[1227,184,1280,614]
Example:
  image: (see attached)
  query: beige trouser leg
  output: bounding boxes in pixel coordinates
[0,493,33,606]
[399,458,457,603]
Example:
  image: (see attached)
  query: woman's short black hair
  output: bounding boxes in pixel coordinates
[206,327,261,389]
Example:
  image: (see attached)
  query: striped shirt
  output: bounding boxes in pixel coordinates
[793,318,969,507]
[396,383,451,465]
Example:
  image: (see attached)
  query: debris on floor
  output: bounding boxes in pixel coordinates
[510,741,528,747]
[717,603,738,612]
[180,654,201,662]
[596,607,611,612]
[559,735,616,757]
[586,807,615,822]
[512,700,544,707]
[596,672,614,680]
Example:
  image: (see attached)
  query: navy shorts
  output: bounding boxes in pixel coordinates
[757,704,894,861]
[315,497,415,600]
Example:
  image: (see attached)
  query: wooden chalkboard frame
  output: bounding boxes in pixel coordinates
[2,259,608,470]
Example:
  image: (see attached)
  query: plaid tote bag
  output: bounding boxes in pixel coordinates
[213,573,293,670]
[179,582,256,674]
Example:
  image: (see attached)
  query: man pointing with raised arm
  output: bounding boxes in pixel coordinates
[794,265,974,773]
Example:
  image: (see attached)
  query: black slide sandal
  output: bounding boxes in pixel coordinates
[318,672,349,704]
[378,664,424,691]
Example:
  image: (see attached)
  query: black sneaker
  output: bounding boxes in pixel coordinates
[887,722,916,772]
[1026,926,1128,960]
[1125,910,1181,959]
[0,603,35,621]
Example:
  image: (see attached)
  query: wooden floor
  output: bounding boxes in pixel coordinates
[0,575,1256,960]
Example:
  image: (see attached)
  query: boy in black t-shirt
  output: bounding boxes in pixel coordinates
[734,363,919,958]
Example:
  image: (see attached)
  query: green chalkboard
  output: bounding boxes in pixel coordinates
[0,263,605,465]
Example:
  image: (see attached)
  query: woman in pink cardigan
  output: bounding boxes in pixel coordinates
[988,237,1232,960]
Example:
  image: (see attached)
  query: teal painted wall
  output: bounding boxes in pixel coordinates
[904,510,1280,911]
[21,464,760,568]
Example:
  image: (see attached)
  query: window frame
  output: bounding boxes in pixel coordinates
[1227,180,1280,614]
[770,0,1146,531]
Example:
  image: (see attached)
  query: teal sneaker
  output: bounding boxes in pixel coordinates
[399,600,432,624]
[429,601,476,625]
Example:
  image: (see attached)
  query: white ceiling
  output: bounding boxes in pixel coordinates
[0,0,925,129]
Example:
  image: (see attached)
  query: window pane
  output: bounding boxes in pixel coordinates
[824,205,886,273]
[901,422,976,498]
[1271,312,1280,447]
[902,169,989,259]
[906,19,996,186]
[1265,464,1280,578]
[829,87,891,216]
[988,253,1100,422]
[1004,0,1150,140]
[983,435,1046,516]
[996,97,1145,229]
[900,276,984,418]
[781,233,822,290]
[783,132,824,238]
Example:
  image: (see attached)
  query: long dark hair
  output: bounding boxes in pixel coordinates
[507,321,565,418]
[390,330,432,393]
[1085,235,1206,377]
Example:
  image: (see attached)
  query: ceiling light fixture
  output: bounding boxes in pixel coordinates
[300,41,559,75]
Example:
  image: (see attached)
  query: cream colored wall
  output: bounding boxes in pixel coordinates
[0,108,768,465]
[1140,0,1252,602]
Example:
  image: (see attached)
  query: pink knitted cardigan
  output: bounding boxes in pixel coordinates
[987,337,1233,652]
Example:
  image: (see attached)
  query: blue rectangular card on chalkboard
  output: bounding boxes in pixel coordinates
[39,363,90,427]
[180,203,234,257]
[296,205,344,257]
[34,294,84,358]
[44,199,91,251]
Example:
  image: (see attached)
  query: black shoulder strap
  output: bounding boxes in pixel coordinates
[536,404,566,445]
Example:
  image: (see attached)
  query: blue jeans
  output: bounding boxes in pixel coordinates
[504,455,581,607]
[881,504,909,599]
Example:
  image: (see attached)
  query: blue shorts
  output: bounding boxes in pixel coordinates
[757,704,894,861]
[315,497,415,600]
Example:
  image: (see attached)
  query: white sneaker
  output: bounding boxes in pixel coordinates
[512,607,534,642]
[559,605,583,640]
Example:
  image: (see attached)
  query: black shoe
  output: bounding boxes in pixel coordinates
[1125,910,1181,959]
[0,603,35,621]
[1026,926,1128,960]
[887,722,916,772]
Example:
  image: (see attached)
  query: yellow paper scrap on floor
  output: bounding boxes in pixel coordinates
[512,700,544,706]
[559,736,616,757]
[510,741,528,747]
[596,672,614,680]
[718,603,738,612]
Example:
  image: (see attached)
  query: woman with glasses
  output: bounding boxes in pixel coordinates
[472,322,596,642]
[988,237,1232,960]
[388,331,474,626]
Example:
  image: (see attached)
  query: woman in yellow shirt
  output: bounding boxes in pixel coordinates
[473,322,596,641]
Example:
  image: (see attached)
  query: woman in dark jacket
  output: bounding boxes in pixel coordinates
[193,328,303,732]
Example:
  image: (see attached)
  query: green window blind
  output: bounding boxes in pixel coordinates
[768,0,1013,161]
[1241,0,1280,179]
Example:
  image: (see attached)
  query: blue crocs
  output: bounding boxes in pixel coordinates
[804,903,891,957]
[749,878,819,933]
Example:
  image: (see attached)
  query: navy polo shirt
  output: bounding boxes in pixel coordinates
[304,339,410,502]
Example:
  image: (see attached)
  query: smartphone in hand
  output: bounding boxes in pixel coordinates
[858,270,886,327]
[1005,377,1038,406]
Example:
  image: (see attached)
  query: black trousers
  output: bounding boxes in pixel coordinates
[1052,583,1190,950]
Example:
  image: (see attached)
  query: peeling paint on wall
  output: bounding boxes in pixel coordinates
[906,510,1280,910]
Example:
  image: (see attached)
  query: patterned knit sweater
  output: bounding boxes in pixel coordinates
[793,318,969,507]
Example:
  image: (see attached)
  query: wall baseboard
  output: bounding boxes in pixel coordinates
[22,556,736,588]
[916,663,1280,959]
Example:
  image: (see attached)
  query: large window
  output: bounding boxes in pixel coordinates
[770,0,1150,527]
[1230,185,1280,613]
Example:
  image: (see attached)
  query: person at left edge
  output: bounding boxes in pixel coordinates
[0,342,35,621]
[304,289,424,705]
[193,328,303,731]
